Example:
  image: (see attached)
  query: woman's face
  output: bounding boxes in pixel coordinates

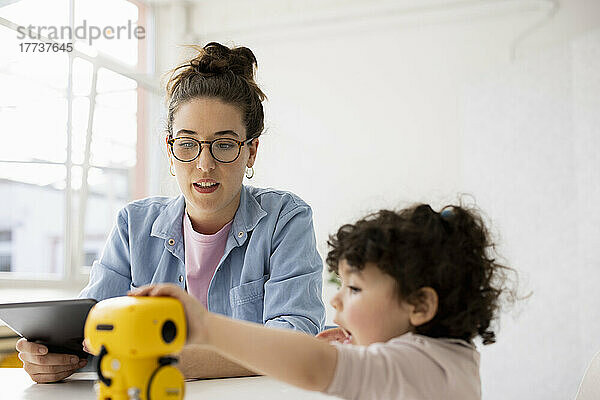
[169,98,258,232]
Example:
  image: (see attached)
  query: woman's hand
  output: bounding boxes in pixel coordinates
[16,339,87,383]
[129,284,209,345]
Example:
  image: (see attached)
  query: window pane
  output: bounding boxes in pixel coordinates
[0,0,69,29]
[81,167,129,268]
[0,25,69,92]
[0,162,65,277]
[0,161,65,188]
[92,68,137,168]
[86,166,129,200]
[0,25,69,163]
[74,0,140,66]
[96,67,138,93]
[91,107,137,168]
[80,66,138,270]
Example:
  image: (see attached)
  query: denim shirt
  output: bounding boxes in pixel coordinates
[79,185,325,334]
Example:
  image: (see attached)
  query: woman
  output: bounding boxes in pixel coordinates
[16,42,325,383]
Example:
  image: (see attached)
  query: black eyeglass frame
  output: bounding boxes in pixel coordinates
[166,136,254,164]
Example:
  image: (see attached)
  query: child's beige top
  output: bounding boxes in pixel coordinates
[325,332,480,400]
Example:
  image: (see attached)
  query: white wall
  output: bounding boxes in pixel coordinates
[460,27,600,399]
[150,1,600,398]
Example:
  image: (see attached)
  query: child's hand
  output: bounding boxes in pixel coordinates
[82,339,93,355]
[316,327,352,344]
[129,284,209,345]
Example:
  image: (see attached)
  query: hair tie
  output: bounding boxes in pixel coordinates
[189,59,205,73]
[439,208,453,233]
[440,209,453,219]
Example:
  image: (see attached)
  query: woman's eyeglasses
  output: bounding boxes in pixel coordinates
[166,136,254,163]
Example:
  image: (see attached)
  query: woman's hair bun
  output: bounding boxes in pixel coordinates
[165,41,266,139]
[189,42,258,81]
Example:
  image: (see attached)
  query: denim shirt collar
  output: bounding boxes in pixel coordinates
[150,186,267,260]
[229,185,268,245]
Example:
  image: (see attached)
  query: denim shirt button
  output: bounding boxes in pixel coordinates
[178,275,184,283]
[168,238,175,246]
[237,231,244,238]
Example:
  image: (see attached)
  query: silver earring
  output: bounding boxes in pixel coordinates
[245,167,254,179]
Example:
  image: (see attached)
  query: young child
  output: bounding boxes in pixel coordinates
[131,203,513,400]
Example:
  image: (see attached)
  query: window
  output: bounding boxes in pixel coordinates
[0,0,156,285]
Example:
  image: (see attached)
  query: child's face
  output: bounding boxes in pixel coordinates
[330,260,414,346]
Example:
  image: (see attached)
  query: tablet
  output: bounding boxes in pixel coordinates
[0,298,97,358]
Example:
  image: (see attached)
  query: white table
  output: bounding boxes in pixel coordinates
[1,368,339,399]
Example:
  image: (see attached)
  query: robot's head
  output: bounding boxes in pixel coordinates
[84,296,186,358]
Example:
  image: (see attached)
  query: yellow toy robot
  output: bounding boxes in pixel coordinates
[84,296,186,400]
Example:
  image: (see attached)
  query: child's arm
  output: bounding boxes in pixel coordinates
[130,284,338,392]
[205,311,338,390]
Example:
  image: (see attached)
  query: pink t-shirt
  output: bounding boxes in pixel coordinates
[183,212,233,308]
[326,332,481,400]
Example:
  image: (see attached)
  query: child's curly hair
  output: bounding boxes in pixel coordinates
[326,203,515,345]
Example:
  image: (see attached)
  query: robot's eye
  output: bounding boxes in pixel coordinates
[96,324,114,331]
[161,320,177,343]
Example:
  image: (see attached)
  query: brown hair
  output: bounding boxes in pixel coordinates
[165,42,267,139]
[327,204,516,345]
